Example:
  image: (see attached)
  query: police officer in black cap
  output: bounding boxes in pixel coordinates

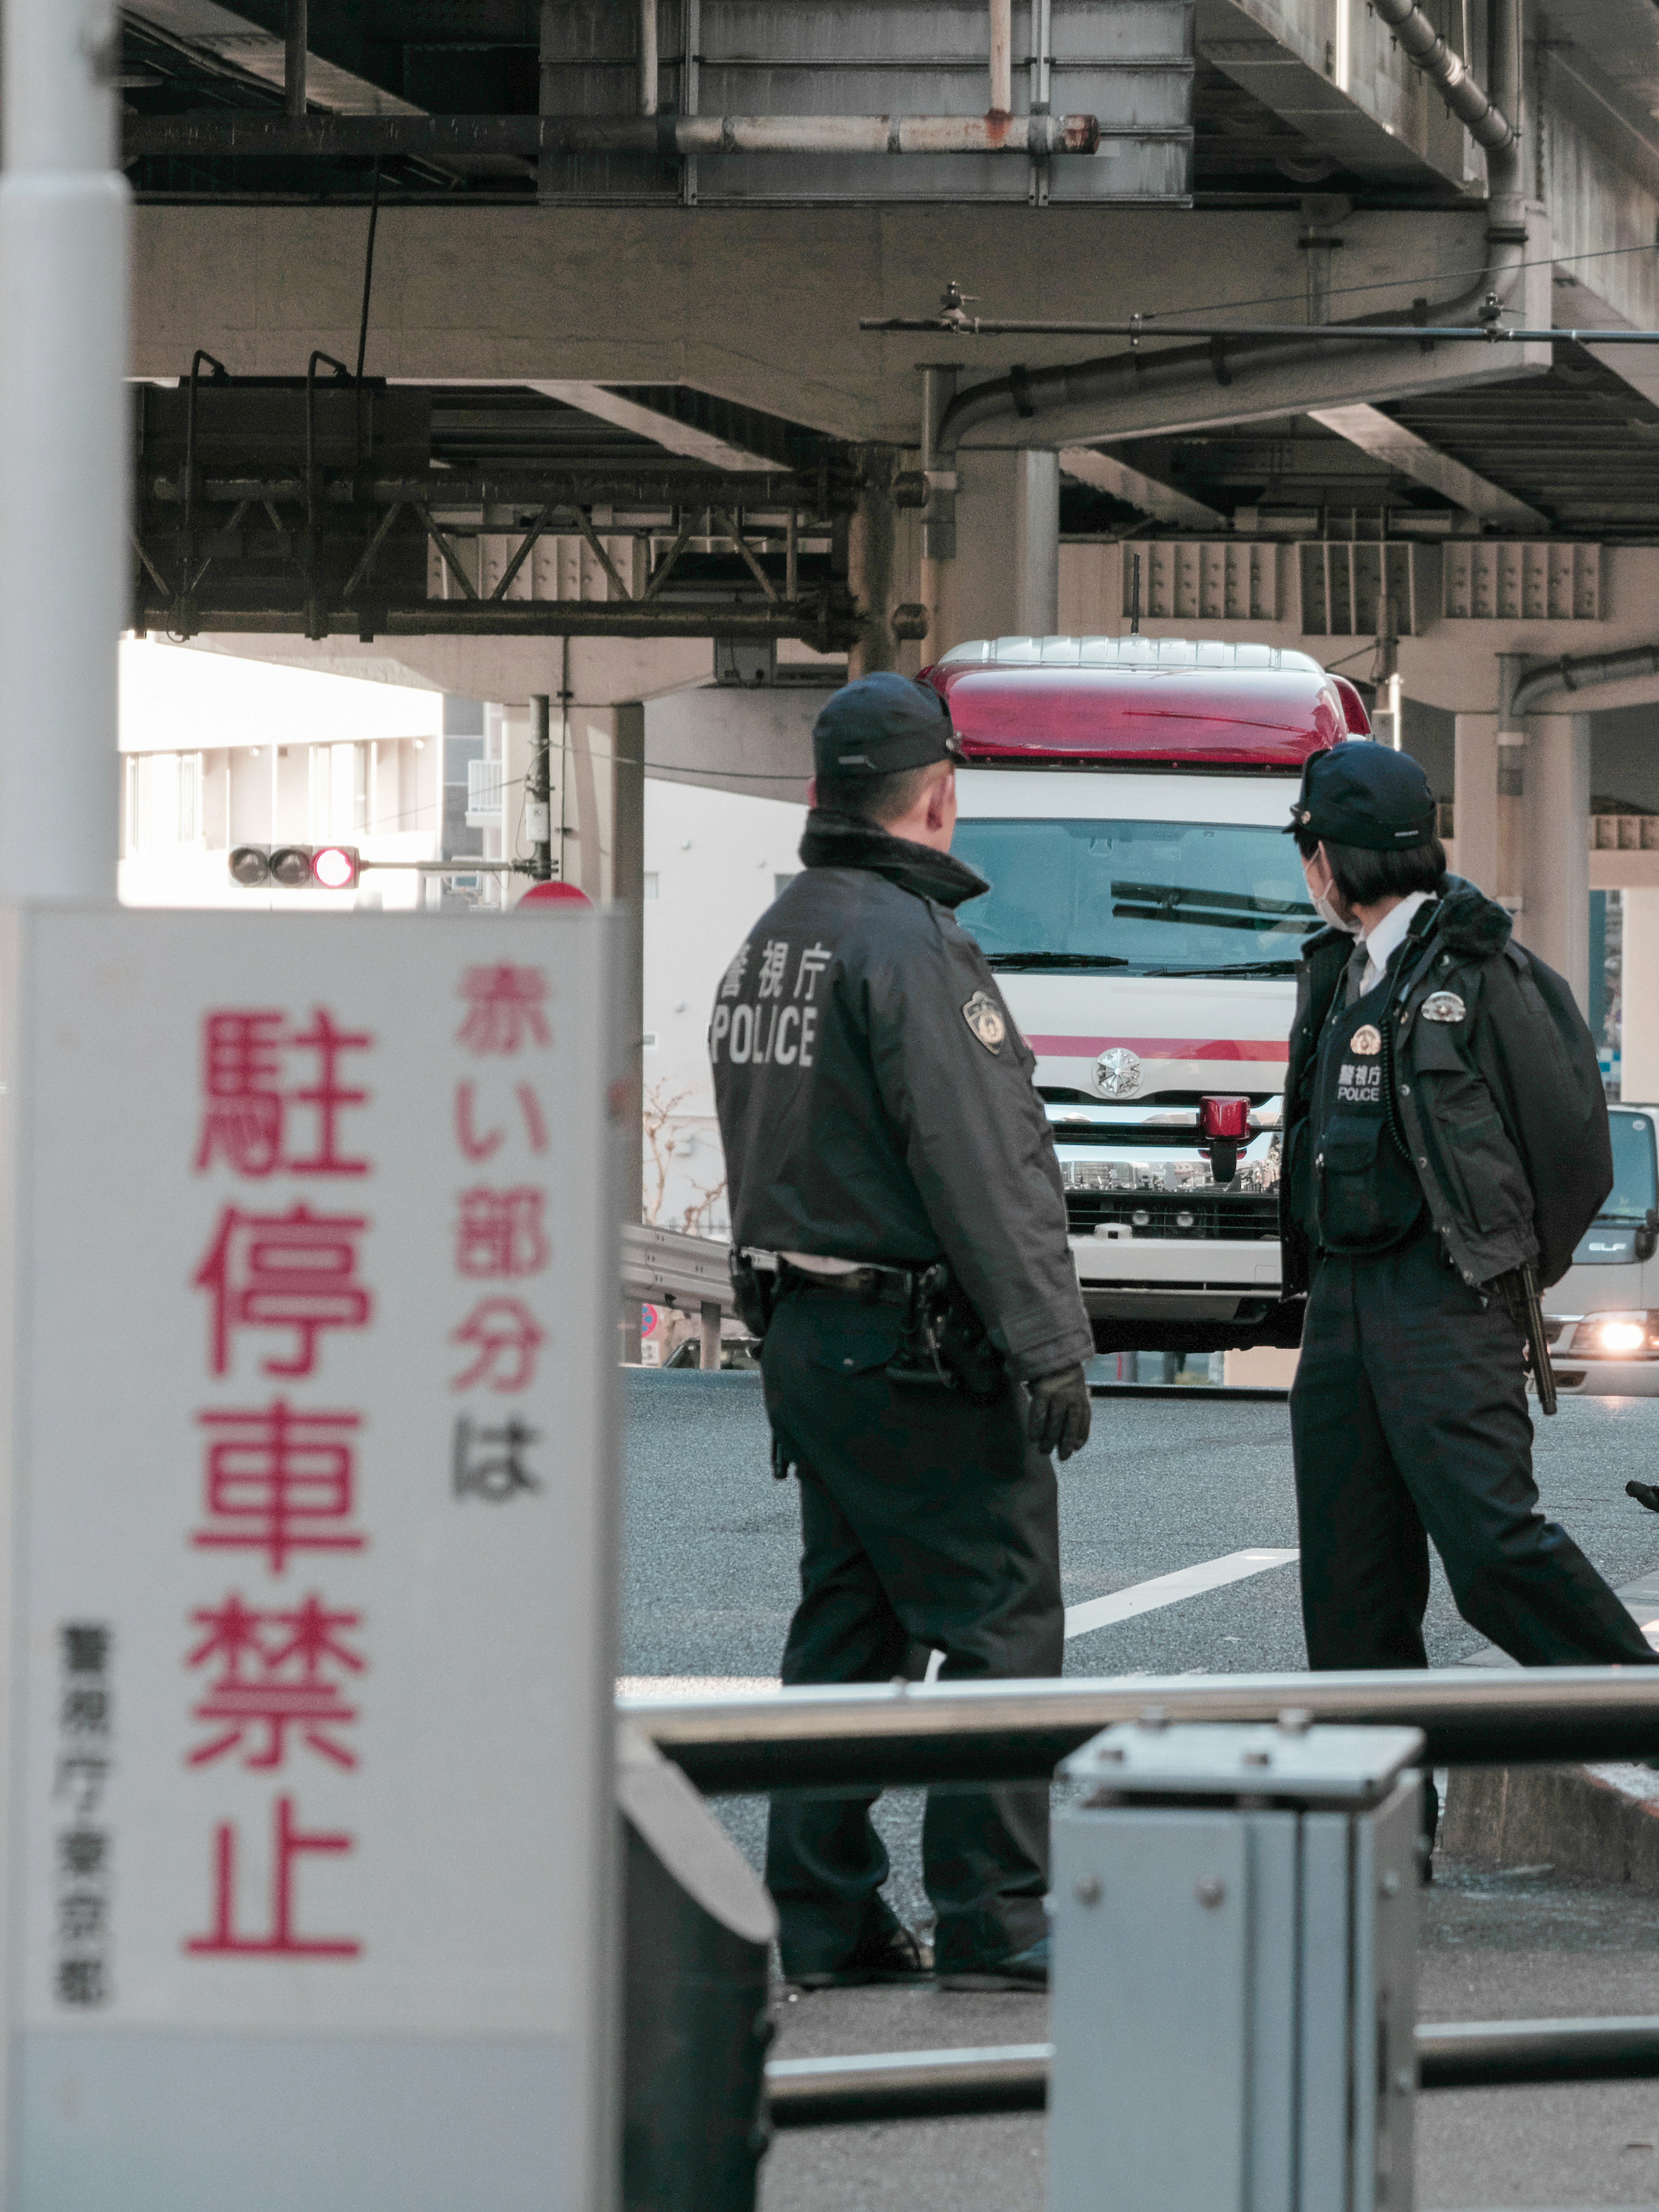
[1281,742,1656,1718]
[711,671,1094,1990]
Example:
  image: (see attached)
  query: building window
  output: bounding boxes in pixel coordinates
[305,743,373,840]
[126,753,203,855]
[466,758,504,827]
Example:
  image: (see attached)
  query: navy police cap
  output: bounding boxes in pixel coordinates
[812,672,955,781]
[1286,741,1438,851]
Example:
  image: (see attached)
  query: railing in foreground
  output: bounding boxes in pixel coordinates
[620,1665,1659,1792]
[765,2019,1659,2128]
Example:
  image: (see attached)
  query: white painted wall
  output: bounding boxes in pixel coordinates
[116,639,443,910]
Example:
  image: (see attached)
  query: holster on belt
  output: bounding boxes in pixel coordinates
[888,1260,1006,1409]
[728,1247,778,1341]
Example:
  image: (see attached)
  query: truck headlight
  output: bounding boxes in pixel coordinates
[1583,1312,1658,1357]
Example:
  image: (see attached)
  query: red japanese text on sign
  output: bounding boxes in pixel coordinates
[192,1401,364,1576]
[186,1794,360,1958]
[456,966,551,1056]
[193,1205,372,1377]
[186,1593,364,1772]
[454,1081,550,1162]
[196,1008,371,1178]
[450,1297,545,1393]
[455,1187,549,1280]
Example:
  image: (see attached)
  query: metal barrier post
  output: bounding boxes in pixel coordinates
[1050,1718,1424,2212]
[618,1727,777,2212]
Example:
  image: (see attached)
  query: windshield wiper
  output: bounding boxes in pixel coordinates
[983,951,1131,970]
[1138,960,1300,978]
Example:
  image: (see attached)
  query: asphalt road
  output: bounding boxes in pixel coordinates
[621,1371,1659,1687]
[621,1371,1659,2211]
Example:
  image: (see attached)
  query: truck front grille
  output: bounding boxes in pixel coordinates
[1066,1191,1280,1241]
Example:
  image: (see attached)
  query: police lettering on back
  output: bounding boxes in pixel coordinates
[709,937,833,1069]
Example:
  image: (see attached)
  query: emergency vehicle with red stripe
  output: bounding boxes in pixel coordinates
[923,636,1369,1360]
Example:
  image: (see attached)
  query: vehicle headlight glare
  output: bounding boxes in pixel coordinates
[1596,1319,1647,1355]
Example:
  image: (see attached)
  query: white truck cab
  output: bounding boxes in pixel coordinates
[925,635,1367,1357]
[1545,1104,1659,1396]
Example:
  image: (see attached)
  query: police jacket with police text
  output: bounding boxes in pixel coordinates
[710,811,1093,1383]
[1279,877,1612,1297]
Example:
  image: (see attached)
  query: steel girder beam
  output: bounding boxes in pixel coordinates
[1058,446,1226,527]
[525,385,779,473]
[1193,0,1476,189]
[124,1,423,117]
[1306,403,1547,526]
[132,602,848,640]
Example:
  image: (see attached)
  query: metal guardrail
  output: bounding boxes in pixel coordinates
[620,1224,734,1317]
[620,1669,1659,1794]
[765,2020,1659,2128]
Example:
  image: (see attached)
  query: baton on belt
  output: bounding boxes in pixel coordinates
[1498,1263,1557,1417]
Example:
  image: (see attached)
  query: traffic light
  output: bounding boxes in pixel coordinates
[228,843,362,890]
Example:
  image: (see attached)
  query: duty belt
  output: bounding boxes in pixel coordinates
[777,1260,913,1307]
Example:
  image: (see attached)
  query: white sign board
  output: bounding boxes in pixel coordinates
[0,908,621,2212]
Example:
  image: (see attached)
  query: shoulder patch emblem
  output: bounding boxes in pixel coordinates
[962,989,1007,1053]
[1350,1023,1382,1056]
[1421,990,1467,1024]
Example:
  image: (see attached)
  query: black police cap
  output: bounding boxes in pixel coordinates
[811,673,955,781]
[1286,741,1437,851]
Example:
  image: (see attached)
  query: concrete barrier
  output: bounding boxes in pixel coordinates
[1442,1762,1659,1888]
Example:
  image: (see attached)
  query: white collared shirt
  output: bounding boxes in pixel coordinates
[1358,890,1436,996]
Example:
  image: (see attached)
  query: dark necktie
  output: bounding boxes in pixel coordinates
[1344,939,1369,1007]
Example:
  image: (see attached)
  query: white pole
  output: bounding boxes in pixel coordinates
[0,0,129,900]
[989,0,1013,115]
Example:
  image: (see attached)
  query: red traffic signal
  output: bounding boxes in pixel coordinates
[230,845,362,890]
[310,845,361,890]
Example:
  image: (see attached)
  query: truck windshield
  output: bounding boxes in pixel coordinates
[953,817,1318,975]
[1603,1111,1658,1220]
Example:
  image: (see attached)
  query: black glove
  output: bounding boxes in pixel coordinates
[1027,1363,1092,1461]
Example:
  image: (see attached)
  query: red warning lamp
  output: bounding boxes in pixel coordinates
[1199,1094,1251,1185]
[310,845,360,890]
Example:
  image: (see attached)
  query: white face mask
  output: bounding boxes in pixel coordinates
[1311,890,1360,934]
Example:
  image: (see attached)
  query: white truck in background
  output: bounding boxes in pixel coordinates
[923,635,1370,1360]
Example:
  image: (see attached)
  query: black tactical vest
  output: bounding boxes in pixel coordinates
[1308,958,1425,1255]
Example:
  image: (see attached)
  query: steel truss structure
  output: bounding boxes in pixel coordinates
[131,362,865,645]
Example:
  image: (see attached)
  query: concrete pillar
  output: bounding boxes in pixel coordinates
[1621,890,1659,1106]
[1452,713,1498,896]
[0,0,128,899]
[928,450,1059,654]
[614,702,647,1363]
[1518,712,1591,1011]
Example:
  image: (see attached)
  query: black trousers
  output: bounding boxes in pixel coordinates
[760,1287,1063,1976]
[1291,1235,1656,1671]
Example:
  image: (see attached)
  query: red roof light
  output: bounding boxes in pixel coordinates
[928,661,1347,770]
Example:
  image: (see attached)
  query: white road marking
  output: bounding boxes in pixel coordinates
[619,1549,1301,1695]
[1063,1549,1300,1641]
[618,1676,782,1697]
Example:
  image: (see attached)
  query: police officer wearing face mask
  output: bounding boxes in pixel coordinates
[711,671,1094,1993]
[1282,743,1656,1728]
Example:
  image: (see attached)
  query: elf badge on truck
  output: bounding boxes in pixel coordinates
[925,636,1370,1357]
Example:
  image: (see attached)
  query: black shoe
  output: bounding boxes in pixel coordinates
[787,1921,934,1990]
[937,1934,1049,1992]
